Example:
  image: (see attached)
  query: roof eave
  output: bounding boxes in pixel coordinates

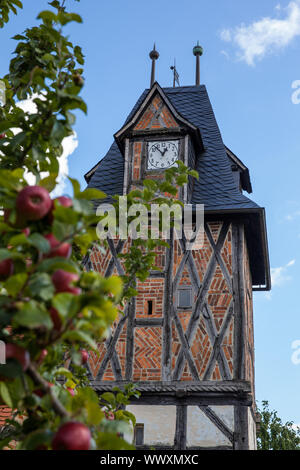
[225,146,253,194]
[203,207,271,291]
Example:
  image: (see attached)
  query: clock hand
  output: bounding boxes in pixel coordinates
[153,145,163,155]
[161,148,168,156]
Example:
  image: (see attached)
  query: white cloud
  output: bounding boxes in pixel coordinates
[220,1,300,65]
[265,259,295,299]
[16,95,78,196]
[271,259,295,286]
[51,132,78,197]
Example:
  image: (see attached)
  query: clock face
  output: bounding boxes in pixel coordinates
[147,140,179,170]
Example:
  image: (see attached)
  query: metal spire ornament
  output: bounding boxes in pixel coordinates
[149,43,159,87]
[193,41,203,86]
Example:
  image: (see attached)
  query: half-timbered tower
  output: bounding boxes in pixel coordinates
[83,46,270,450]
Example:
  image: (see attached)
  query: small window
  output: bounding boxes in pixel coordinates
[178,288,192,308]
[147,300,153,315]
[134,423,144,446]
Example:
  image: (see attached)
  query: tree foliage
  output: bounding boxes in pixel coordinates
[257,401,300,450]
[0,0,23,29]
[0,0,198,450]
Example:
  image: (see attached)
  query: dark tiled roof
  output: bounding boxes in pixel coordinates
[86,84,259,211]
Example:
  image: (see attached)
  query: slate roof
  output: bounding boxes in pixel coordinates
[85,84,259,211]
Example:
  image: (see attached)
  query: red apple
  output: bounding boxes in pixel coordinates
[0,258,13,280]
[0,133,5,139]
[44,233,72,259]
[5,343,30,371]
[52,422,91,450]
[49,307,62,331]
[16,186,52,221]
[80,350,89,365]
[55,196,73,208]
[51,270,81,294]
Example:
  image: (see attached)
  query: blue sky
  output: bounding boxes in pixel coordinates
[1,0,300,425]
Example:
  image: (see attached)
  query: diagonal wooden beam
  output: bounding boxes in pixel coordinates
[203,302,234,380]
[199,405,234,443]
[125,296,136,381]
[205,222,233,295]
[106,238,125,276]
[171,237,200,380]
[171,305,200,380]
[173,222,230,380]
[97,305,128,380]
[178,236,201,290]
[162,227,174,381]
[183,224,233,380]
[148,102,165,128]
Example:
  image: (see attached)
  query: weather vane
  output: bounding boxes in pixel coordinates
[170,59,180,87]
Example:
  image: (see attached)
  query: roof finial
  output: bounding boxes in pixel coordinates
[170,58,180,88]
[193,41,203,86]
[149,43,159,88]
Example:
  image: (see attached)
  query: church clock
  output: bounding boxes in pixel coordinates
[147,140,179,170]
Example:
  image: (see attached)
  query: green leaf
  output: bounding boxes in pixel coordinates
[52,219,74,241]
[68,176,81,197]
[28,273,54,301]
[86,401,104,426]
[0,382,13,408]
[189,169,199,179]
[0,249,12,262]
[50,121,65,145]
[21,429,53,450]
[176,174,188,185]
[14,301,52,329]
[54,368,74,379]
[57,11,82,25]
[4,273,27,297]
[63,330,97,350]
[37,257,79,274]
[0,360,22,379]
[37,10,57,23]
[11,0,23,9]
[73,198,93,215]
[143,179,157,190]
[101,392,116,407]
[95,432,134,450]
[53,205,78,225]
[8,233,29,247]
[65,111,76,125]
[78,188,106,200]
[122,410,136,427]
[39,174,57,192]
[28,233,50,254]
[68,13,82,23]
[52,293,78,318]
[9,131,27,150]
